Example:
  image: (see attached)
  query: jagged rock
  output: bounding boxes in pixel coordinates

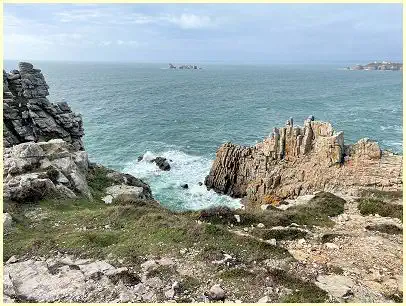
[181,184,189,189]
[3,139,90,202]
[205,117,402,206]
[151,157,171,171]
[3,63,84,150]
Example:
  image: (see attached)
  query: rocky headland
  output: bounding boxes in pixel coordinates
[3,63,403,303]
[346,61,402,71]
[205,117,402,207]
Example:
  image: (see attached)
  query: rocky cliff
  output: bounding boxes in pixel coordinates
[3,63,153,205]
[205,117,402,205]
[3,62,84,150]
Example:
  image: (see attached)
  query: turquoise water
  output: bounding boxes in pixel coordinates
[4,61,403,210]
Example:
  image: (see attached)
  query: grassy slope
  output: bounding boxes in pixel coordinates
[4,167,357,302]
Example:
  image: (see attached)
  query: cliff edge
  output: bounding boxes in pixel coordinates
[205,117,402,206]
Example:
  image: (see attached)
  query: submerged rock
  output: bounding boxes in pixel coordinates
[181,184,189,189]
[151,157,171,171]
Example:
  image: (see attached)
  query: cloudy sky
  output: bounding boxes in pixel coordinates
[3,3,403,64]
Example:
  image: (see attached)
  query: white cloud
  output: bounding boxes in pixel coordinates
[56,9,105,22]
[165,14,214,29]
[53,8,216,30]
[116,40,140,46]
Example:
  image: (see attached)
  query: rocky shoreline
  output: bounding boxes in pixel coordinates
[3,63,403,303]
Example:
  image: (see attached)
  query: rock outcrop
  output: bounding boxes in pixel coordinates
[205,117,402,205]
[3,139,91,202]
[3,62,84,150]
[3,62,153,205]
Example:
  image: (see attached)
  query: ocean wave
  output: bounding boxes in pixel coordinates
[123,149,242,211]
[380,125,402,132]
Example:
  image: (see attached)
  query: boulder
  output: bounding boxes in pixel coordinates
[104,184,149,203]
[207,284,226,301]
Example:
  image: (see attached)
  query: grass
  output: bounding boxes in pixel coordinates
[251,228,307,241]
[359,189,402,202]
[268,269,328,303]
[365,223,402,235]
[4,167,345,303]
[197,192,345,228]
[4,196,292,264]
[357,198,403,221]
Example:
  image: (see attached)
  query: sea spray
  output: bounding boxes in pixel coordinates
[123,149,242,211]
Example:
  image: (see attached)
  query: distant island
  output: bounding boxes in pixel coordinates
[345,61,402,71]
[168,63,202,70]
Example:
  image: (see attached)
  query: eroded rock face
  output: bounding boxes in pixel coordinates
[3,62,84,150]
[3,139,91,202]
[205,118,402,205]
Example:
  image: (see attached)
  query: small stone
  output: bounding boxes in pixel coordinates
[298,238,306,245]
[180,248,188,255]
[181,184,189,189]
[133,283,146,294]
[243,227,249,232]
[198,182,203,186]
[164,289,175,299]
[234,215,241,223]
[101,195,113,204]
[257,296,269,303]
[208,284,225,301]
[325,243,339,250]
[141,260,158,271]
[266,239,277,246]
[6,255,18,264]
[172,281,180,290]
[157,257,174,266]
[3,213,13,231]
[257,223,265,228]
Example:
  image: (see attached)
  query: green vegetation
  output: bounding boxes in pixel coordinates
[4,168,345,303]
[4,175,291,264]
[359,189,402,202]
[357,198,403,221]
[251,228,307,241]
[365,223,402,235]
[197,192,345,228]
[268,269,328,303]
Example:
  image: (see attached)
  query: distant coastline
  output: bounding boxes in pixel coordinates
[168,63,202,70]
[345,61,402,71]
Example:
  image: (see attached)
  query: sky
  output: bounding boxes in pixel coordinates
[3,3,403,64]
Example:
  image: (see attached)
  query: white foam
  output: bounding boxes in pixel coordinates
[123,149,242,211]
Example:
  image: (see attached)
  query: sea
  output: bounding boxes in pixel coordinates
[3,61,403,211]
